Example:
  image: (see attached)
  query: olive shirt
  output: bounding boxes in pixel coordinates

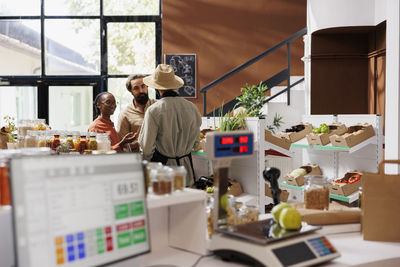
[138,95,202,186]
[116,99,156,139]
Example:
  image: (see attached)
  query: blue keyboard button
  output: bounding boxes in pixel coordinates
[66,234,74,243]
[77,232,85,241]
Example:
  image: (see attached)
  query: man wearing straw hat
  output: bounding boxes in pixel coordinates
[138,64,202,186]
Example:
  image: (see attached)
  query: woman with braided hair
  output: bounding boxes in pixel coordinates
[88,92,137,152]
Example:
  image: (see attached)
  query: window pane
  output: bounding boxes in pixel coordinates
[45,0,100,16]
[0,86,38,124]
[108,23,155,75]
[49,86,93,131]
[104,0,159,15]
[0,0,40,16]
[0,20,41,75]
[108,78,155,127]
[45,19,100,75]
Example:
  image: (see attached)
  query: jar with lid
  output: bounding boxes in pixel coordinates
[170,166,186,191]
[146,162,163,191]
[206,195,214,238]
[77,135,88,154]
[65,134,74,150]
[152,166,174,195]
[96,133,111,151]
[45,130,54,148]
[0,155,11,206]
[304,175,330,210]
[237,203,259,225]
[51,134,61,151]
[37,131,47,147]
[18,119,34,136]
[24,130,38,148]
[87,134,98,150]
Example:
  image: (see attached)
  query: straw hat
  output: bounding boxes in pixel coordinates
[143,64,184,90]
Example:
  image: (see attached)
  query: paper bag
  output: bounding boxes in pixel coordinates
[362,160,400,241]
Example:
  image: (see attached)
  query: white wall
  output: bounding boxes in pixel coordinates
[307,0,384,34]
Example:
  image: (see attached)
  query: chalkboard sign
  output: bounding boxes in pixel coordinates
[164,54,197,98]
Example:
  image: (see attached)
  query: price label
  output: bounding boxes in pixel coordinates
[113,180,143,200]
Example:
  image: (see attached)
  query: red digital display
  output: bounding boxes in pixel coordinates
[239,146,248,153]
[239,136,248,144]
[221,137,234,145]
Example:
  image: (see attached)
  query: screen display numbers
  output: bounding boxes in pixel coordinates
[113,180,142,200]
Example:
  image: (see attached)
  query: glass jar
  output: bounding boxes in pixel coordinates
[77,135,88,154]
[170,166,186,191]
[51,134,61,151]
[152,166,174,195]
[18,119,34,136]
[0,155,11,206]
[96,133,111,151]
[65,134,74,150]
[24,130,37,148]
[87,134,98,150]
[146,162,163,191]
[206,195,214,239]
[304,175,330,210]
[237,203,259,225]
[37,131,47,147]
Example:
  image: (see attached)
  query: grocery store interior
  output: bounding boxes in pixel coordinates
[0,0,400,266]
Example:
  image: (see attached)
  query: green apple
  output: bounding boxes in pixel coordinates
[279,207,302,230]
[312,128,320,134]
[220,193,229,212]
[320,126,330,134]
[271,203,291,222]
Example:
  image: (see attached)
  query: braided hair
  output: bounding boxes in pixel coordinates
[93,92,111,120]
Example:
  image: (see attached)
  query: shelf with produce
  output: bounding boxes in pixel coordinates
[313,136,377,153]
[280,182,359,204]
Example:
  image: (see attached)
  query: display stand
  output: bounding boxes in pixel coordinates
[270,114,383,203]
[146,188,207,255]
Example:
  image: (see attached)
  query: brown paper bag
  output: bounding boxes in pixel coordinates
[362,160,400,241]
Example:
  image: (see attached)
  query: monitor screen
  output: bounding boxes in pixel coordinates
[10,153,150,267]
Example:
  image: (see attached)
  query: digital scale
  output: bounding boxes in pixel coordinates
[205,131,340,267]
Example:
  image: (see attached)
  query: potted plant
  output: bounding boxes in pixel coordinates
[2,116,17,149]
[236,81,268,118]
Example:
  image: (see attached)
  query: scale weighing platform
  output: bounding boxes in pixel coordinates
[205,131,340,267]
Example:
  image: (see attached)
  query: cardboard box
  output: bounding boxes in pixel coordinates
[284,164,322,186]
[329,124,375,147]
[265,183,289,202]
[264,130,291,150]
[277,123,312,143]
[329,171,362,196]
[228,180,243,197]
[306,123,347,146]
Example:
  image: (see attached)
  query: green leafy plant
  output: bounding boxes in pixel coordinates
[236,81,268,118]
[3,116,16,143]
[266,113,284,134]
[219,108,249,131]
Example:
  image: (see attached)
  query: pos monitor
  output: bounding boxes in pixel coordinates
[10,153,150,267]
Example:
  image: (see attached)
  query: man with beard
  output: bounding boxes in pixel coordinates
[117,74,156,151]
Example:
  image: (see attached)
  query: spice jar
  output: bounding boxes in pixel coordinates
[96,133,111,151]
[24,130,37,148]
[0,155,11,206]
[77,135,88,154]
[65,134,74,150]
[146,162,163,191]
[37,131,47,147]
[304,175,330,210]
[87,134,98,150]
[51,134,61,151]
[170,166,186,191]
[152,166,174,195]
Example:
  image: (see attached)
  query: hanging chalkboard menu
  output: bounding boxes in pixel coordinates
[164,54,197,98]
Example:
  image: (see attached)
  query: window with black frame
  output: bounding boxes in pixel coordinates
[0,0,161,131]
